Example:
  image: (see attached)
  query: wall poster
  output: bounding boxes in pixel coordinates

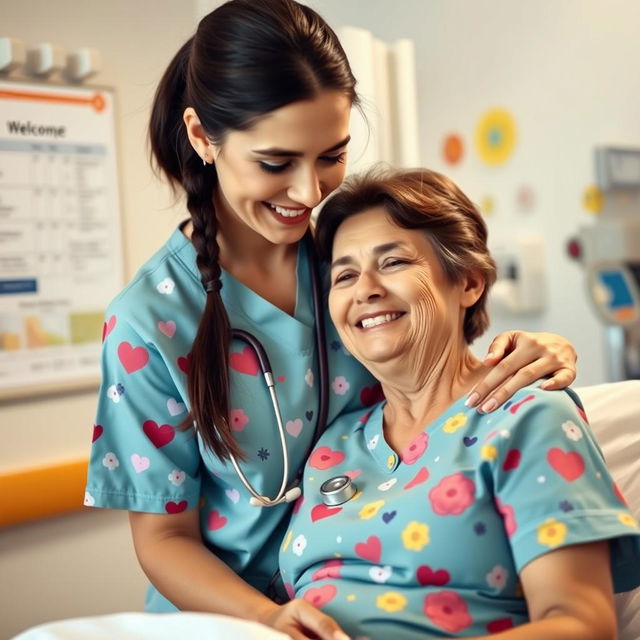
[0,80,123,399]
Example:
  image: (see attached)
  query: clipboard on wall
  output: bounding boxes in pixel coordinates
[0,80,124,400]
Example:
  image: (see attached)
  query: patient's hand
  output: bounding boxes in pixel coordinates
[466,331,577,413]
[258,598,349,640]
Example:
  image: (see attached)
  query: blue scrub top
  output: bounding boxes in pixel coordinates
[85,226,376,610]
[280,385,640,639]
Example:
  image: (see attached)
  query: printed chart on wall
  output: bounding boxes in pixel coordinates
[0,81,123,399]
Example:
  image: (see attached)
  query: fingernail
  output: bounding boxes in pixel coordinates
[465,392,480,407]
[483,351,495,362]
[480,398,498,413]
[540,380,552,389]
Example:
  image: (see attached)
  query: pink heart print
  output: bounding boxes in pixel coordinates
[354,535,382,563]
[309,446,345,470]
[143,420,175,448]
[229,346,260,376]
[117,341,149,373]
[404,467,429,490]
[131,453,150,473]
[302,584,337,609]
[208,509,228,531]
[311,504,343,522]
[157,320,176,338]
[102,315,116,342]
[286,418,303,438]
[547,448,585,482]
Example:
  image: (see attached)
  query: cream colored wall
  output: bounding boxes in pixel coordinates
[1,2,199,637]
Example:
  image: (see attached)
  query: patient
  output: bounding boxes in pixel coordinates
[279,168,640,639]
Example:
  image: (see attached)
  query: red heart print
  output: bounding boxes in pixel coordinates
[416,565,450,586]
[302,584,337,608]
[309,446,345,470]
[404,467,429,490]
[360,383,385,406]
[311,504,343,522]
[177,353,191,374]
[208,509,228,531]
[92,424,103,442]
[165,500,188,514]
[486,618,514,633]
[157,320,176,338]
[502,449,521,472]
[354,535,382,563]
[117,341,149,373]
[547,448,585,482]
[102,315,116,342]
[229,346,260,376]
[143,420,175,448]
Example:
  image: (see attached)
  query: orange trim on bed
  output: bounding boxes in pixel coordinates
[0,458,88,527]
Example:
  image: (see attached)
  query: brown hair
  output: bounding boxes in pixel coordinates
[315,167,497,344]
[148,0,358,460]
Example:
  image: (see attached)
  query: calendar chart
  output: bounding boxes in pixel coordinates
[0,81,123,398]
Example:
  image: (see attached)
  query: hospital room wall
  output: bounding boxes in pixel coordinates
[2,0,640,637]
[311,0,640,387]
[0,2,204,638]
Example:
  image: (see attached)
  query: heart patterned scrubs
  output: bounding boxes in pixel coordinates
[280,385,640,639]
[85,226,378,611]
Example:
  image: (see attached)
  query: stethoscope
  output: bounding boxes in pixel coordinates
[226,235,329,508]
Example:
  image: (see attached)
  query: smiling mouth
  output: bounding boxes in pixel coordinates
[358,312,405,329]
[264,202,309,219]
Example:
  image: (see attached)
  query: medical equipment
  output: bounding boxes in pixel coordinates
[568,147,640,380]
[227,235,329,507]
[320,475,357,506]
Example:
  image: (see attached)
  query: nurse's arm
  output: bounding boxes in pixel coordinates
[128,509,348,640]
[466,541,616,640]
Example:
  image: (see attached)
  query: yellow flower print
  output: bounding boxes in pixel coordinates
[281,530,293,552]
[443,412,468,434]
[359,500,386,520]
[401,521,430,551]
[376,591,407,613]
[481,444,498,461]
[537,518,568,548]
[618,512,639,528]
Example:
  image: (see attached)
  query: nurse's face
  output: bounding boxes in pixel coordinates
[211,90,352,246]
[328,207,472,370]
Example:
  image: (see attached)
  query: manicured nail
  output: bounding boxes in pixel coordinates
[465,392,480,407]
[540,380,552,389]
[480,398,498,413]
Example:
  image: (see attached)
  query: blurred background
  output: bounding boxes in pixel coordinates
[1,1,639,637]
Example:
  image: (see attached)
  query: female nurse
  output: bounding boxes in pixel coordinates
[85,1,578,639]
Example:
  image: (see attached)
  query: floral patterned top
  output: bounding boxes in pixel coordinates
[84,226,377,611]
[279,384,640,639]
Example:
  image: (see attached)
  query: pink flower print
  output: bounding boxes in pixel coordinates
[312,559,343,581]
[423,590,472,633]
[401,432,429,464]
[331,375,350,395]
[303,584,337,609]
[429,473,475,515]
[230,408,249,432]
[495,498,517,537]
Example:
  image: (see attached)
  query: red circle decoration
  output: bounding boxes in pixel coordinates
[442,133,464,165]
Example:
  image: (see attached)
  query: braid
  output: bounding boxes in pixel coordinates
[183,155,242,460]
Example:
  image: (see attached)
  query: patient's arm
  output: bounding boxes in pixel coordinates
[466,541,617,640]
[467,331,577,412]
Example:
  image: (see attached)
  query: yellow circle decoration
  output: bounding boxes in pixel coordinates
[480,195,495,216]
[583,185,603,214]
[475,108,517,166]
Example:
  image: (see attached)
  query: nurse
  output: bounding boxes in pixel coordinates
[85,1,578,638]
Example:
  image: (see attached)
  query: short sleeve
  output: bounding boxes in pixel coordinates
[488,388,640,593]
[85,306,201,515]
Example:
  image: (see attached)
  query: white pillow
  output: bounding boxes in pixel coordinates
[576,381,640,640]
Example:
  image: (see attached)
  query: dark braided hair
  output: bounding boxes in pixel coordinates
[148,0,358,460]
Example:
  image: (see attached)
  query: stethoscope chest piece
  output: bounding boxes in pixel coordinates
[320,475,357,506]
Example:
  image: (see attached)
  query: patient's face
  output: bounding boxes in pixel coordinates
[328,207,467,369]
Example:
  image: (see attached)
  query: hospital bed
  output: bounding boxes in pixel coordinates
[13,381,640,640]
